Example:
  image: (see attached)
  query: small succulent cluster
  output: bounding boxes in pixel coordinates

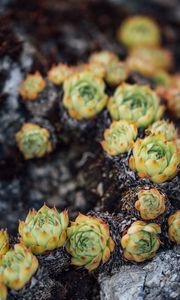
[63,71,108,119]
[19,72,46,100]
[89,50,119,67]
[108,83,164,128]
[0,202,179,298]
[66,214,115,271]
[18,204,69,254]
[0,244,38,290]
[117,16,161,48]
[101,120,137,155]
[0,206,116,298]
[48,64,74,85]
[129,134,179,183]
[135,188,166,220]
[127,47,172,77]
[117,14,179,121]
[75,62,106,79]
[89,50,128,86]
[146,120,177,141]
[121,221,161,262]
[16,123,53,159]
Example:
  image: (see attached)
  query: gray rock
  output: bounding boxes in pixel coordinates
[99,246,180,300]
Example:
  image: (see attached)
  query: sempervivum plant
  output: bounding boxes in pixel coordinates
[66,213,115,271]
[0,282,7,300]
[101,120,137,156]
[0,244,38,290]
[105,61,128,86]
[129,133,180,183]
[146,120,178,141]
[121,221,161,262]
[19,72,58,118]
[16,123,53,160]
[108,84,164,128]
[48,64,74,85]
[168,211,180,244]
[89,50,119,67]
[75,63,106,79]
[19,72,46,100]
[135,188,166,220]
[117,15,160,48]
[0,230,9,256]
[19,204,69,255]
[63,71,108,119]
[127,47,173,77]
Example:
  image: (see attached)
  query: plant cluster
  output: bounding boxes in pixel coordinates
[3,12,179,300]
[16,123,53,159]
[0,202,179,298]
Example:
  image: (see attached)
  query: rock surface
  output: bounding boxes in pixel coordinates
[99,246,180,300]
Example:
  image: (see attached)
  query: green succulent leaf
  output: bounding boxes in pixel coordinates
[129,134,179,183]
[101,120,137,155]
[135,188,166,220]
[121,221,161,262]
[0,244,38,290]
[147,120,177,141]
[66,214,114,271]
[18,205,69,254]
[108,84,164,128]
[16,123,52,160]
[117,16,160,48]
[63,71,108,119]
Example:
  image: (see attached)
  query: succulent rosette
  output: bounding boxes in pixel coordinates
[0,244,38,290]
[129,133,180,183]
[168,211,180,244]
[19,72,46,100]
[118,16,160,48]
[146,120,177,141]
[63,71,108,119]
[101,120,137,156]
[108,84,164,128]
[48,64,74,85]
[0,282,7,300]
[127,47,173,77]
[75,63,106,79]
[66,213,115,271]
[105,62,128,86]
[135,188,166,220]
[16,123,52,159]
[0,230,9,256]
[19,204,69,255]
[89,50,119,67]
[121,221,161,262]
